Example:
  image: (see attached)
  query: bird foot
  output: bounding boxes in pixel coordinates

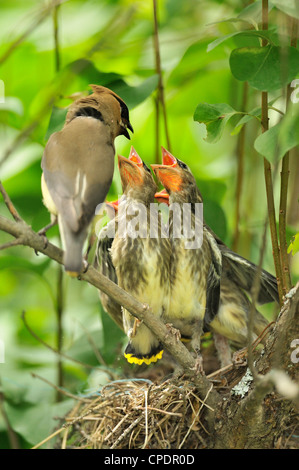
[82,259,89,274]
[35,218,58,253]
[232,347,248,367]
[165,323,181,342]
[191,350,204,375]
[131,318,141,337]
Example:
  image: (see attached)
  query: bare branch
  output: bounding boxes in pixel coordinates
[0,213,219,406]
[0,181,22,221]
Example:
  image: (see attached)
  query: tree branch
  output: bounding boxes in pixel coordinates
[261,0,284,306]
[0,212,219,408]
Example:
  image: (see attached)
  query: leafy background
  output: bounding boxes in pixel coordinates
[0,0,298,448]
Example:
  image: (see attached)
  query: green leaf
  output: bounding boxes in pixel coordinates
[230,45,299,91]
[5,399,73,447]
[193,102,238,143]
[271,0,299,19]
[207,30,276,53]
[238,0,273,24]
[111,75,159,109]
[231,97,278,135]
[254,117,299,163]
[288,233,299,256]
[254,123,281,162]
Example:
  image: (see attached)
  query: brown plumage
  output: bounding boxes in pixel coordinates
[41,85,133,276]
[153,148,272,367]
[152,149,222,371]
[111,148,171,365]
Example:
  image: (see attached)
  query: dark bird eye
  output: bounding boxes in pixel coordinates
[178,160,188,170]
[143,163,151,173]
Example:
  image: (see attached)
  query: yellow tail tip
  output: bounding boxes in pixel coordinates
[66,270,79,278]
[124,349,164,366]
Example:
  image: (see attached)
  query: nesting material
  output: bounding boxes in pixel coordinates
[59,377,219,449]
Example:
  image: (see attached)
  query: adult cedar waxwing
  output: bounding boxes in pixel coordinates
[111,148,171,365]
[41,85,133,277]
[152,151,222,372]
[153,149,274,366]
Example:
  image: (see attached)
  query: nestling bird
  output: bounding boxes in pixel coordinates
[41,85,133,276]
[111,148,171,365]
[153,148,275,366]
[95,177,172,332]
[152,150,222,371]
[94,198,123,330]
[155,187,279,305]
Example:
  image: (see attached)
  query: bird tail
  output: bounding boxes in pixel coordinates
[58,216,87,276]
[123,321,164,365]
[124,342,164,365]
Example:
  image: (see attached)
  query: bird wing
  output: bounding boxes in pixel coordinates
[204,229,222,325]
[204,224,279,304]
[42,118,115,234]
[96,220,118,285]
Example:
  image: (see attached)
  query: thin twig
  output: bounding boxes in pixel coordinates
[232,81,248,251]
[53,4,61,72]
[0,238,24,251]
[0,0,68,67]
[55,264,64,401]
[76,319,107,367]
[21,310,94,370]
[261,0,284,306]
[0,381,20,449]
[0,181,22,221]
[153,0,171,151]
[31,372,91,403]
[278,17,298,295]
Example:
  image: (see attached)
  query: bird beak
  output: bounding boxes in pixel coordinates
[127,121,134,134]
[105,199,119,211]
[154,189,170,205]
[151,148,182,192]
[161,147,177,167]
[121,121,134,140]
[105,199,119,219]
[118,154,143,186]
[129,146,143,167]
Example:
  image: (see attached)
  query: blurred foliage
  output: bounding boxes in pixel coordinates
[0,0,298,449]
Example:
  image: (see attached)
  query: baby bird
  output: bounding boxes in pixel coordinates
[153,149,273,367]
[111,148,171,365]
[152,150,222,371]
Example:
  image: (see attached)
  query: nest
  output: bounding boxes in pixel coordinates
[56,358,246,450]
[59,378,210,449]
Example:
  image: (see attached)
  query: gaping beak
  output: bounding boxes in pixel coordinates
[151,148,182,192]
[105,199,119,219]
[105,199,119,211]
[161,147,177,167]
[128,146,143,166]
[154,189,170,205]
[118,154,143,186]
